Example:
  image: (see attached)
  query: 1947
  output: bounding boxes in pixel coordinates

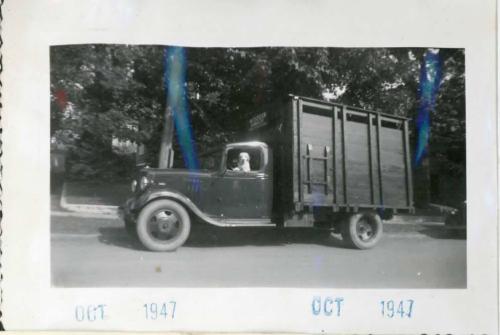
[143,302,177,320]
[380,299,414,318]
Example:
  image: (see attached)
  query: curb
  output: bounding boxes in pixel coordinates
[384,215,444,225]
[52,210,120,219]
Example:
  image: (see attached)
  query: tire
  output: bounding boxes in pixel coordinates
[341,212,383,249]
[136,199,191,252]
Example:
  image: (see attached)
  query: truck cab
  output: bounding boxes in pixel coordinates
[120,141,274,251]
[204,141,273,220]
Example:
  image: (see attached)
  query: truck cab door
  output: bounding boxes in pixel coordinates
[214,144,272,219]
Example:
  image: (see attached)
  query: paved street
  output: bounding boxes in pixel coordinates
[51,214,466,288]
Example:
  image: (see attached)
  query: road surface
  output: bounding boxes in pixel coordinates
[51,214,466,288]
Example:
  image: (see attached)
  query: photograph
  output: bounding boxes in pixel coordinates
[50,45,466,288]
[3,0,497,332]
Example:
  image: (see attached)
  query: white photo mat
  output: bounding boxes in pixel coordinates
[2,0,498,333]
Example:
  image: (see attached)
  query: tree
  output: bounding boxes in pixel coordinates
[51,45,466,206]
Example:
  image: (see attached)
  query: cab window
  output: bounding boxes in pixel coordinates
[226,147,263,172]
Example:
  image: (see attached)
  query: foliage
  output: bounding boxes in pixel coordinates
[51,45,465,203]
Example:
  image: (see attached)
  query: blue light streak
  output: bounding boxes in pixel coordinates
[415,49,442,167]
[164,46,200,171]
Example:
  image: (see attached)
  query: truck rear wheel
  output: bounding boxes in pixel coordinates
[136,199,191,252]
[341,213,383,249]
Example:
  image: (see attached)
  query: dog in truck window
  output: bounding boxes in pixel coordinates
[233,152,251,172]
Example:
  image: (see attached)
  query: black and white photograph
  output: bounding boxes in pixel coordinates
[3,0,497,332]
[50,45,467,288]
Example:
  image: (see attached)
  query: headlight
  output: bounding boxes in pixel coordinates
[140,176,150,190]
[131,180,137,192]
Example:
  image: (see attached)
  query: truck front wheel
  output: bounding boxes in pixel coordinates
[341,213,383,249]
[136,199,191,252]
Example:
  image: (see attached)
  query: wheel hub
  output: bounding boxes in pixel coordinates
[356,219,374,241]
[150,211,179,239]
[158,220,173,233]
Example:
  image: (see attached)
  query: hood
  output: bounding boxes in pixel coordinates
[137,168,214,198]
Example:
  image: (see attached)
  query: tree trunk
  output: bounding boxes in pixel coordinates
[414,155,431,208]
[158,106,175,168]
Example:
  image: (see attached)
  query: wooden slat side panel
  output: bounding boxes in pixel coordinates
[379,127,407,208]
[379,151,406,165]
[303,187,334,203]
[379,126,404,145]
[344,120,372,205]
[302,100,335,112]
[301,111,334,144]
[301,110,334,205]
[289,96,414,211]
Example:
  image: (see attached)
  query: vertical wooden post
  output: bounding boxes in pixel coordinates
[376,113,384,205]
[292,98,300,206]
[403,120,414,208]
[341,106,348,204]
[297,99,304,204]
[306,144,313,194]
[324,146,330,196]
[331,107,337,204]
[367,113,375,204]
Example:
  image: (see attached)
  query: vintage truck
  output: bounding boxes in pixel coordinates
[120,95,414,251]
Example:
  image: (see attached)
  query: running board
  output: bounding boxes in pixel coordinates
[206,218,275,227]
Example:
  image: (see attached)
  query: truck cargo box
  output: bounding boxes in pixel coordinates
[287,95,413,213]
[249,95,414,215]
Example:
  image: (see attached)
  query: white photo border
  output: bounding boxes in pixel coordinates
[2,0,498,333]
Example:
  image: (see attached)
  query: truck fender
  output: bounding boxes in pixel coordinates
[142,190,228,227]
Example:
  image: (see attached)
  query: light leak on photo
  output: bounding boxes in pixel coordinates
[164,46,201,192]
[415,49,442,167]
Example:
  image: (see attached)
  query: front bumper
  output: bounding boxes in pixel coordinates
[118,197,136,222]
